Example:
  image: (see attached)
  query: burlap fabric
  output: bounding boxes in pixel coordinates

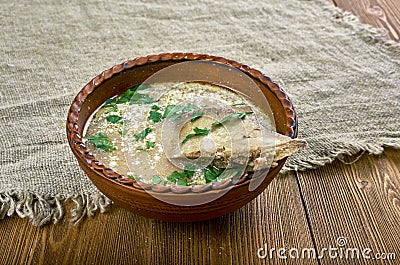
[1,0,399,225]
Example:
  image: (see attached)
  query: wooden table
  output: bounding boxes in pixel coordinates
[1,1,399,264]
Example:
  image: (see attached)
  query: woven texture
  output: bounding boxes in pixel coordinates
[1,0,399,225]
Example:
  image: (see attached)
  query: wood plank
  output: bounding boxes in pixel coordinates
[296,149,400,264]
[332,0,400,40]
[1,1,399,264]
[208,173,317,265]
[0,172,317,265]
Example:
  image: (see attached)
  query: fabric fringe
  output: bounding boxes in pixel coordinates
[325,3,400,54]
[0,191,112,226]
[283,140,400,173]
[1,2,399,226]
[280,1,400,172]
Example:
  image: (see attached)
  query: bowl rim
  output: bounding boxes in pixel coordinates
[66,52,298,194]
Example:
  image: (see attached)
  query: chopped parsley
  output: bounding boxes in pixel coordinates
[84,133,116,152]
[183,163,195,179]
[203,165,224,183]
[134,128,152,140]
[127,175,137,180]
[114,84,156,105]
[148,104,163,123]
[166,164,195,186]
[116,88,136,104]
[101,98,118,113]
[218,168,243,180]
[212,112,253,126]
[106,115,123,124]
[148,110,162,123]
[136,141,156,151]
[163,104,176,118]
[232,103,247,107]
[104,98,116,106]
[151,105,160,111]
[129,93,157,105]
[167,171,186,183]
[152,175,163,184]
[176,179,188,186]
[118,129,128,136]
[164,103,199,120]
[135,84,150,91]
[182,127,210,144]
[191,110,203,122]
[146,141,155,149]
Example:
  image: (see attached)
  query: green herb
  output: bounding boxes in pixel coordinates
[136,141,156,151]
[106,115,123,124]
[211,112,253,126]
[101,98,118,113]
[218,168,242,180]
[177,179,188,186]
[135,84,150,91]
[203,165,224,183]
[118,129,128,136]
[84,133,116,152]
[134,128,152,140]
[151,105,160,111]
[232,103,247,107]
[148,110,162,123]
[182,127,210,144]
[105,105,118,113]
[191,110,203,122]
[163,104,176,118]
[146,141,155,149]
[129,93,157,105]
[127,175,137,180]
[152,175,163,184]
[115,84,155,104]
[182,103,199,112]
[184,163,195,178]
[166,165,194,186]
[167,171,186,182]
[164,103,199,120]
[104,98,116,106]
[184,163,195,171]
[116,88,136,104]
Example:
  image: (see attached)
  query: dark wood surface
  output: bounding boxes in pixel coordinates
[331,0,400,41]
[1,1,399,264]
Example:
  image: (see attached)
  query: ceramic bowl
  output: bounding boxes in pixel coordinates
[66,53,297,222]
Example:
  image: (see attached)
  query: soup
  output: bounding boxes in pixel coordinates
[83,82,305,186]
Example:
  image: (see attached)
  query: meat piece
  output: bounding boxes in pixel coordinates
[176,116,307,170]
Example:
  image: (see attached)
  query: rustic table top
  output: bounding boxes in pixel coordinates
[1,1,399,264]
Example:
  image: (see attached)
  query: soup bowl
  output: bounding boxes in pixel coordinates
[66,52,297,222]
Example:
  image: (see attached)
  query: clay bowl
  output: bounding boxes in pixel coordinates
[66,52,297,222]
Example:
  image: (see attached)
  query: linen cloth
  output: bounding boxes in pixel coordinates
[1,0,399,225]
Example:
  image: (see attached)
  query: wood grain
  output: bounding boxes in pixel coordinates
[0,173,317,265]
[332,0,400,41]
[2,150,399,264]
[1,1,399,264]
[296,149,400,264]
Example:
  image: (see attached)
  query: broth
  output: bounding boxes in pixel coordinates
[84,82,284,186]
